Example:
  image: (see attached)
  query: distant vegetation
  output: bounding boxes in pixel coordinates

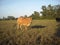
[30,4,60,19]
[0,4,60,20]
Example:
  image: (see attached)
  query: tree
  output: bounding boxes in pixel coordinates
[3,17,6,20]
[40,4,60,19]
[54,5,60,18]
[30,11,40,19]
[24,15,27,17]
[40,6,48,17]
[7,16,15,20]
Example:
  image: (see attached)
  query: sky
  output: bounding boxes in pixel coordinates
[0,0,60,18]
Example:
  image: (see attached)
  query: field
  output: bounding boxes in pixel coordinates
[0,20,60,45]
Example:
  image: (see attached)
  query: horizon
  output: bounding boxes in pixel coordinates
[0,0,60,18]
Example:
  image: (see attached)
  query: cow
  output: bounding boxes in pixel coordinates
[17,16,32,30]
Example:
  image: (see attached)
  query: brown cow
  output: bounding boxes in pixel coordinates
[17,16,32,30]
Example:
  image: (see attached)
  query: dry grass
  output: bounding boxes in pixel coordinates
[0,20,60,45]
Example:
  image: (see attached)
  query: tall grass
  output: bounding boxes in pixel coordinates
[0,20,60,45]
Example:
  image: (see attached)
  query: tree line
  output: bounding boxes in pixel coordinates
[30,4,60,19]
[0,4,60,20]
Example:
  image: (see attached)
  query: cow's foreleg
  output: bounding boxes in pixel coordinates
[25,26,27,30]
[20,25,22,30]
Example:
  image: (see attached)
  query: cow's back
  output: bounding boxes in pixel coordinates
[17,17,32,26]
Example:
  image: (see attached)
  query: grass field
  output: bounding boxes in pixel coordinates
[0,20,60,45]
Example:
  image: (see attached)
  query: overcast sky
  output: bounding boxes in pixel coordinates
[0,0,60,18]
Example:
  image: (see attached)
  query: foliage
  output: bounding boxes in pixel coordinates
[7,16,15,20]
[29,4,60,20]
[40,4,60,19]
[30,11,40,20]
[54,5,60,18]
